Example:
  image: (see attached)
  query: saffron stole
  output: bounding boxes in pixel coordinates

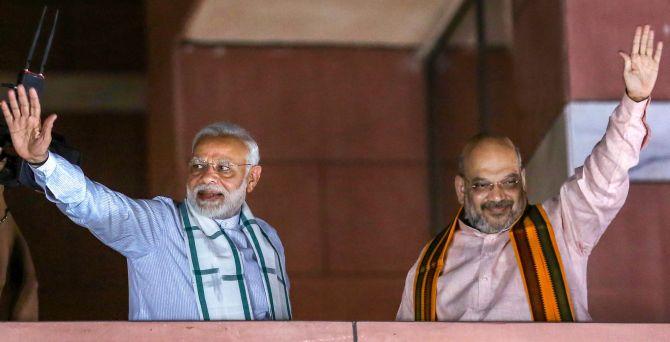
[413,205,574,321]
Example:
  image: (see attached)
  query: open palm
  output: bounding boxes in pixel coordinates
[619,25,663,101]
[1,85,57,164]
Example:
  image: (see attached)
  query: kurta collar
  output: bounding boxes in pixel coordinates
[215,211,241,230]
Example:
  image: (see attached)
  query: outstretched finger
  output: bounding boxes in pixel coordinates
[1,101,13,126]
[640,25,650,56]
[654,41,663,63]
[40,113,58,142]
[646,30,655,56]
[632,26,642,55]
[17,85,30,119]
[28,88,41,119]
[619,51,632,71]
[7,89,21,120]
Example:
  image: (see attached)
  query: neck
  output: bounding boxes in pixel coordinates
[214,208,241,221]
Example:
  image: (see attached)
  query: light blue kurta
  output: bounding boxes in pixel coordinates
[30,152,289,320]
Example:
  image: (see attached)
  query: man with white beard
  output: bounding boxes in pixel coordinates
[1,87,291,320]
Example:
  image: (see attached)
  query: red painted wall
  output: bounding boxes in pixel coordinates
[171,45,430,320]
[565,0,670,100]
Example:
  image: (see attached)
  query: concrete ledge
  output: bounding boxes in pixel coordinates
[0,321,353,342]
[357,322,670,341]
[1,322,669,341]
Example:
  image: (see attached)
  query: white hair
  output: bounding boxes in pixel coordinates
[191,122,260,165]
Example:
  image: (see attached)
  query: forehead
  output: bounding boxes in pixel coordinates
[463,140,520,180]
[192,136,249,161]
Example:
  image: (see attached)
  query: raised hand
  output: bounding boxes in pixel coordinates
[1,85,57,164]
[619,25,663,102]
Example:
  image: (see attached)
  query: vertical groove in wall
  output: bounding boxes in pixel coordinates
[475,0,490,133]
[424,0,474,234]
[352,321,358,342]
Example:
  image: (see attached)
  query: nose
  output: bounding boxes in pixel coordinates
[486,183,506,202]
[200,165,219,184]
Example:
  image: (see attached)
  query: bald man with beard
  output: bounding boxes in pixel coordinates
[397,25,663,322]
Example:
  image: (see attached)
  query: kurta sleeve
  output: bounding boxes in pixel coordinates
[546,95,649,255]
[30,152,170,259]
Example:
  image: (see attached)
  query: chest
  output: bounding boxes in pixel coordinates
[436,231,529,320]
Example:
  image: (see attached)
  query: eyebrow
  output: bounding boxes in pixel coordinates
[470,173,520,182]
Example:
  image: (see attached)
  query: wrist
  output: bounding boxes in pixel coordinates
[0,208,10,225]
[27,153,49,166]
[625,89,649,102]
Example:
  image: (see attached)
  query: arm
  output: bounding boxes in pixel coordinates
[551,25,662,254]
[0,170,38,320]
[396,261,418,321]
[33,152,167,259]
[30,151,165,258]
[0,206,12,316]
[10,218,38,321]
[2,86,163,259]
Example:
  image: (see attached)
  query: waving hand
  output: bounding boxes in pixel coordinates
[1,85,57,164]
[619,25,663,102]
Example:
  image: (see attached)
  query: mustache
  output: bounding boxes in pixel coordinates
[193,183,229,195]
[481,199,514,211]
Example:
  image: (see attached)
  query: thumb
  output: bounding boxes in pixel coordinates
[41,113,58,141]
[619,51,632,71]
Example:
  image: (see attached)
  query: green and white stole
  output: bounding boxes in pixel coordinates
[178,201,292,320]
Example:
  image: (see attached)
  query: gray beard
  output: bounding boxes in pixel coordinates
[186,181,247,220]
[463,197,527,234]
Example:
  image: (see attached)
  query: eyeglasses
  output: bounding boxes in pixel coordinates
[466,177,521,194]
[188,158,253,178]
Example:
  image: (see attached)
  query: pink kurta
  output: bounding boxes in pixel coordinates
[397,95,649,322]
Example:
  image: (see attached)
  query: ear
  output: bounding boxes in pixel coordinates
[246,165,262,193]
[521,168,527,192]
[455,175,466,205]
